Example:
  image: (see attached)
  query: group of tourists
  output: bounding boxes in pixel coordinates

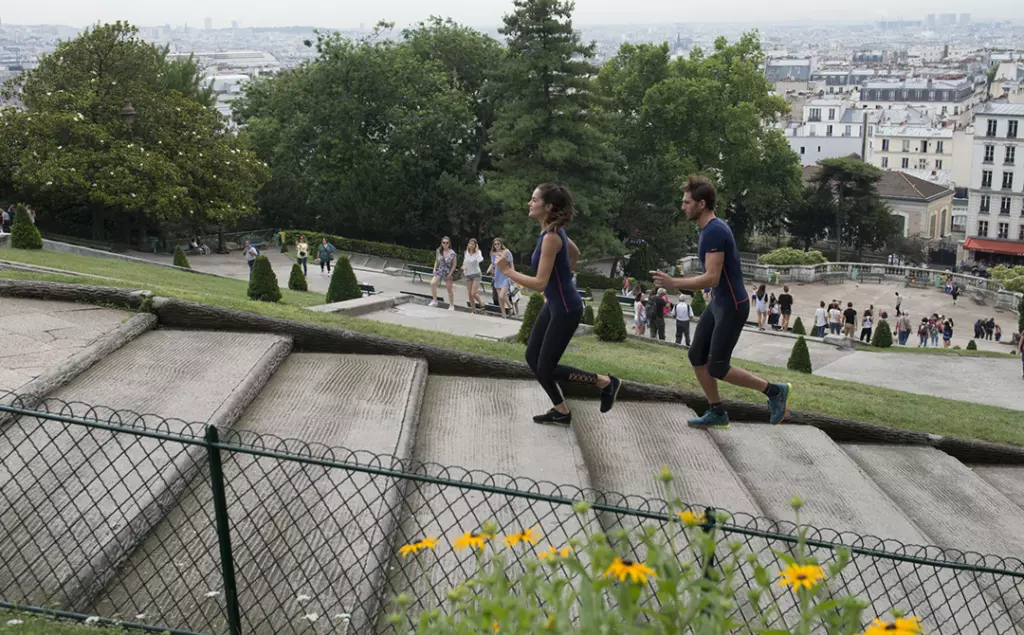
[427,236,523,318]
[973,317,1002,342]
[752,285,794,332]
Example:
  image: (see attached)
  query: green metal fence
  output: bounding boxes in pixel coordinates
[1,391,1023,634]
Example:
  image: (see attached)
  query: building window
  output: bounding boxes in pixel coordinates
[980,195,991,212]
[1003,172,1014,190]
[998,222,1009,239]
[882,139,889,151]
[984,145,995,162]
[902,140,911,152]
[943,91,949,100]
[978,220,988,236]
[1020,225,1024,240]
[921,140,929,153]
[1001,197,1011,214]
[881,157,889,168]
[1009,120,1019,139]
[1006,146,1016,164]
[982,170,992,187]
[918,158,928,169]
[828,108,836,120]
[826,125,833,136]
[936,141,944,153]
[901,157,909,169]
[936,159,943,169]
[889,90,895,100]
[809,108,821,121]
[800,146,805,155]
[844,125,852,136]
[987,119,998,137]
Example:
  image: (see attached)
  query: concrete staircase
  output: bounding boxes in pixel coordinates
[2,325,1024,634]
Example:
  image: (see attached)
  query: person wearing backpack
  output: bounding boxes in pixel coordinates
[318,237,336,275]
[243,240,259,276]
[674,292,693,346]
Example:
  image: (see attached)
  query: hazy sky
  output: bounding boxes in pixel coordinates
[4,0,1022,28]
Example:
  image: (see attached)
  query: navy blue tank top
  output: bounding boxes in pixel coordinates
[531,228,582,312]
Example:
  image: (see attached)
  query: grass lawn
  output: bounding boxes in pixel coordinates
[0,610,135,634]
[2,247,1022,447]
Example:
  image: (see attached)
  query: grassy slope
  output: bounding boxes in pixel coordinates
[0,610,130,634]
[1,249,1022,447]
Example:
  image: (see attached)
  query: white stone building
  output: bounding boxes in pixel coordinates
[870,126,955,184]
[963,103,1024,264]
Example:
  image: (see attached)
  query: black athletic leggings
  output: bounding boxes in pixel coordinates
[525,303,597,406]
[688,300,750,379]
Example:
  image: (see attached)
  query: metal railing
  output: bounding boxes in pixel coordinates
[2,392,1024,634]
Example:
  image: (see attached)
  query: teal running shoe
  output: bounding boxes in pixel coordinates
[768,383,791,425]
[687,409,730,429]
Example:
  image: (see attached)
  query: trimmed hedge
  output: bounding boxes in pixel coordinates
[758,247,828,266]
[594,289,627,342]
[326,255,362,303]
[518,293,545,344]
[11,207,42,250]
[581,304,595,326]
[247,255,281,302]
[791,316,806,335]
[281,230,436,267]
[871,319,893,348]
[690,291,707,317]
[787,336,813,374]
[172,245,191,269]
[288,263,308,292]
[966,339,978,351]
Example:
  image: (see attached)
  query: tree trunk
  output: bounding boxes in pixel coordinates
[91,207,106,242]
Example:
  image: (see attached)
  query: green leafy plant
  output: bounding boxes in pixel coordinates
[690,291,707,317]
[518,293,545,344]
[387,472,910,635]
[1018,295,1024,336]
[11,206,43,250]
[792,316,806,335]
[287,262,308,292]
[576,271,626,290]
[966,339,978,351]
[872,319,893,348]
[581,304,595,326]
[326,255,362,303]
[758,247,829,266]
[172,245,191,269]
[246,255,281,302]
[787,335,813,374]
[593,290,627,342]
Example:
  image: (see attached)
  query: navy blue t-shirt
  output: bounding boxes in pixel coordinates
[697,217,749,310]
[531,228,582,312]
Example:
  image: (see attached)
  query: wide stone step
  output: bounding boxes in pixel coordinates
[91,353,428,635]
[971,465,1024,515]
[0,330,291,613]
[379,377,593,629]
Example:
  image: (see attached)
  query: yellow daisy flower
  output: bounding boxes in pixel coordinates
[862,616,922,635]
[778,563,825,590]
[676,510,706,527]
[453,531,493,551]
[604,557,656,584]
[538,545,573,559]
[398,536,438,557]
[503,527,541,548]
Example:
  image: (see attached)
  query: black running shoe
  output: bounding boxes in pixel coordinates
[533,409,572,427]
[600,375,622,413]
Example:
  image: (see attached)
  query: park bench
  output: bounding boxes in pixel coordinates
[822,272,846,285]
[904,277,930,289]
[359,283,378,296]
[405,264,434,284]
[858,272,884,284]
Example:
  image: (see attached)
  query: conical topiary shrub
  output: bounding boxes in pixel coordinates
[791,316,806,335]
[690,291,707,317]
[518,293,545,344]
[594,289,627,342]
[871,319,893,348]
[288,262,308,292]
[11,206,42,249]
[326,255,361,303]
[966,339,978,351]
[247,255,281,302]
[172,245,191,269]
[581,304,595,326]
[786,336,813,374]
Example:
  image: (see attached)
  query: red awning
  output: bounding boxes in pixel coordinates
[963,237,1024,257]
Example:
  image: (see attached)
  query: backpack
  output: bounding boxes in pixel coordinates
[251,246,259,256]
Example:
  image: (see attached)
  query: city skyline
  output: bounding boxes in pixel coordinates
[2,1,1022,30]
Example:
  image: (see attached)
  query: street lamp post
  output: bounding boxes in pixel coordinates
[119,100,137,125]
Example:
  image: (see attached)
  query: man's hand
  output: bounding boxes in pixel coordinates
[650,270,674,290]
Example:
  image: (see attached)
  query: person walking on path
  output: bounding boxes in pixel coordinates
[917,318,930,347]
[295,235,309,276]
[896,313,912,346]
[488,238,515,318]
[942,318,954,348]
[317,237,336,275]
[951,283,960,306]
[674,292,693,346]
[648,288,667,340]
[814,301,828,338]
[429,236,457,310]
[777,286,794,331]
[895,292,903,317]
[754,285,769,331]
[859,310,873,342]
[842,302,858,338]
[828,302,843,336]
[243,240,259,276]
[633,288,647,337]
[0,206,9,233]
[495,183,621,427]
[650,175,790,429]
[462,238,485,314]
[1017,330,1024,379]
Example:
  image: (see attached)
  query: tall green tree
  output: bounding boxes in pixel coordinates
[235,26,476,247]
[787,185,833,250]
[811,157,898,259]
[486,0,621,257]
[0,22,265,242]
